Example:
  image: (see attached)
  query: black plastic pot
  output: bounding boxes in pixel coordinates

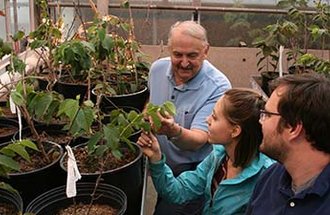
[25,182,127,215]
[99,86,149,112]
[260,71,291,96]
[260,71,281,96]
[60,142,144,215]
[56,79,88,104]
[0,141,65,209]
[0,117,18,144]
[0,188,23,215]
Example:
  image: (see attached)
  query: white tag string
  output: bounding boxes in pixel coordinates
[279,45,284,77]
[16,107,22,141]
[65,145,82,198]
[9,93,16,114]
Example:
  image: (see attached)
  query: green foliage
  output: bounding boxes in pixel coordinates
[1,32,27,75]
[85,14,150,95]
[145,101,177,131]
[0,38,12,59]
[253,0,330,75]
[298,53,330,75]
[0,140,38,176]
[28,0,62,70]
[86,101,176,159]
[53,40,94,80]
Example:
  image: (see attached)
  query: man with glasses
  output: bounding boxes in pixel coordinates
[246,73,330,215]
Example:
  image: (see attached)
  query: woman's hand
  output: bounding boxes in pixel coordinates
[137,131,162,163]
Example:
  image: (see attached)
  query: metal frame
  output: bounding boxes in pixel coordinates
[46,2,317,15]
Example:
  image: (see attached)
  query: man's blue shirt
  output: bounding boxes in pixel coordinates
[246,163,330,215]
[148,57,231,173]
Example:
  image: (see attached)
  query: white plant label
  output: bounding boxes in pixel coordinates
[65,145,82,198]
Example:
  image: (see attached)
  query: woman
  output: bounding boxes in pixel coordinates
[138,88,275,215]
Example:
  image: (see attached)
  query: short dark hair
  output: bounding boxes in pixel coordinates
[272,73,330,154]
[222,88,265,168]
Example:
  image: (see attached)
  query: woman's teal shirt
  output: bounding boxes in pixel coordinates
[149,145,275,215]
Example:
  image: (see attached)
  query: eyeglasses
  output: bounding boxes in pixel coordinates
[259,109,281,121]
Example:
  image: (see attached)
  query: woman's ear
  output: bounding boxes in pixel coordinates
[231,125,241,139]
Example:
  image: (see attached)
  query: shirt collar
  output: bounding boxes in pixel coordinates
[279,163,330,198]
[222,153,275,184]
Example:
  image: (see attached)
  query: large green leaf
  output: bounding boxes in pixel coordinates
[10,91,25,106]
[0,155,20,171]
[104,125,120,150]
[102,36,114,51]
[4,143,31,162]
[34,93,53,117]
[87,132,103,154]
[57,99,79,121]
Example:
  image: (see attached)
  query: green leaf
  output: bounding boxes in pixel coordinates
[81,40,95,52]
[10,91,25,106]
[94,145,108,157]
[149,111,161,131]
[0,182,19,194]
[104,125,120,150]
[111,149,122,159]
[4,143,31,162]
[102,36,114,51]
[163,101,176,116]
[87,132,103,153]
[29,40,47,49]
[12,31,25,42]
[57,99,79,121]
[0,155,20,171]
[19,139,38,151]
[34,93,53,117]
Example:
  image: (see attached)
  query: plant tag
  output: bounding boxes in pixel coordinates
[9,93,16,114]
[17,108,22,141]
[65,145,82,198]
[279,45,284,77]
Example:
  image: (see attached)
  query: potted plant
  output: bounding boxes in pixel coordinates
[0,135,36,215]
[1,1,157,213]
[253,0,330,95]
[57,101,175,215]
[0,32,67,207]
[25,182,127,215]
[83,1,150,111]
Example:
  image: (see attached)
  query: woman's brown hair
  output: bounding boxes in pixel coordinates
[222,88,265,168]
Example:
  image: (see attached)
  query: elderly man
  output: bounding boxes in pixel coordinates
[246,73,330,215]
[148,20,231,214]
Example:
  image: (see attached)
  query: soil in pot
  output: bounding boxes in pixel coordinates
[61,143,143,215]
[0,117,18,144]
[0,101,17,119]
[25,182,127,215]
[0,188,23,215]
[57,202,118,215]
[64,145,138,174]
